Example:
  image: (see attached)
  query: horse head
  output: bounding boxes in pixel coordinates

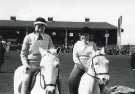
[87,47,110,86]
[39,47,60,94]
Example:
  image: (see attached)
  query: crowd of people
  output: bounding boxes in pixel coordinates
[0,35,13,72]
[0,36,6,72]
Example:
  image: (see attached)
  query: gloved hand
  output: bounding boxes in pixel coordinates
[22,61,31,73]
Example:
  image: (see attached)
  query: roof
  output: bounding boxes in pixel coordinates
[0,20,118,30]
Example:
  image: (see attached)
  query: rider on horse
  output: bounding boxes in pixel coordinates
[20,17,54,94]
[68,31,97,94]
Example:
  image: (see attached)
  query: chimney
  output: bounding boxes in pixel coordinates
[48,17,53,21]
[85,18,90,22]
[10,16,16,21]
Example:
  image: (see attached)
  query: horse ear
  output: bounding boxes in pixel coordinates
[100,47,105,54]
[39,47,47,56]
[56,47,61,55]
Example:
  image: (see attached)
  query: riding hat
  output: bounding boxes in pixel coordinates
[34,17,47,26]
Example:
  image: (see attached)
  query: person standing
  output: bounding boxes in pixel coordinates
[0,36,6,72]
[5,41,11,57]
[20,17,54,94]
[68,32,97,94]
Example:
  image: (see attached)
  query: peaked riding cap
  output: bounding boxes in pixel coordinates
[34,17,47,26]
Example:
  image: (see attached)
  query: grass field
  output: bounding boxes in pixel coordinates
[0,51,135,94]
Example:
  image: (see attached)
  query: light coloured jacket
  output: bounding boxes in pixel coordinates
[20,32,54,65]
[73,40,97,65]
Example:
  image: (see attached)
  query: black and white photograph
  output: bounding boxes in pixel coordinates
[0,0,135,94]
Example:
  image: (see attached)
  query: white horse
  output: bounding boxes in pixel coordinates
[79,48,110,94]
[14,47,60,94]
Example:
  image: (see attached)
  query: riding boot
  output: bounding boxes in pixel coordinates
[21,73,31,94]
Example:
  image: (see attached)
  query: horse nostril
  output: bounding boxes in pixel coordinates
[47,91,52,94]
[47,90,55,94]
[103,78,105,81]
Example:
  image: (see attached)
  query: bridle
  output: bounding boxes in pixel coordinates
[87,54,109,79]
[77,54,109,80]
[39,71,58,89]
[39,50,59,89]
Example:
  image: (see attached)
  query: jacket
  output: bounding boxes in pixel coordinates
[20,32,54,64]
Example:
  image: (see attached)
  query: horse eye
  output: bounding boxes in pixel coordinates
[56,64,59,68]
[105,60,109,64]
[94,62,98,65]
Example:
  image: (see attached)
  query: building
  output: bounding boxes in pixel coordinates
[0,18,122,48]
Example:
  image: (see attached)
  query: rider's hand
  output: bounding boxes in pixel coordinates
[22,61,31,73]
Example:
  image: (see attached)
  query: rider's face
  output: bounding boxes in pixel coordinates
[80,36,86,41]
[35,24,46,33]
[80,35,89,41]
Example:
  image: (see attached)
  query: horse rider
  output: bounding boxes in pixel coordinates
[68,31,97,94]
[20,17,54,94]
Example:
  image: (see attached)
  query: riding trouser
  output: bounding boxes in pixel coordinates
[68,64,85,94]
[21,65,40,94]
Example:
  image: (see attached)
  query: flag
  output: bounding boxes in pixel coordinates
[117,16,122,48]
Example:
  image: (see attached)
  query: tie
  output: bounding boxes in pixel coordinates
[37,33,43,40]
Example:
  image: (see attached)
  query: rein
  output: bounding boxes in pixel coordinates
[91,54,109,76]
[39,50,59,89]
[77,54,109,80]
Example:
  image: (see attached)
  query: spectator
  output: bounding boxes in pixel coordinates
[0,36,6,72]
[5,41,11,57]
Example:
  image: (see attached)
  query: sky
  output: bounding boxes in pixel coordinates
[0,0,135,45]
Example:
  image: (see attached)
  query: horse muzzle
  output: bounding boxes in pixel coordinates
[99,78,109,86]
[46,86,56,94]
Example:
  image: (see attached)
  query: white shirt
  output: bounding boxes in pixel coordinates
[73,40,96,66]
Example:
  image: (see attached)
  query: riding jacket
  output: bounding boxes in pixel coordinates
[20,32,54,65]
[73,40,97,67]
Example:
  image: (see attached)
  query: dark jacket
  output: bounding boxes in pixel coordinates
[0,42,5,59]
